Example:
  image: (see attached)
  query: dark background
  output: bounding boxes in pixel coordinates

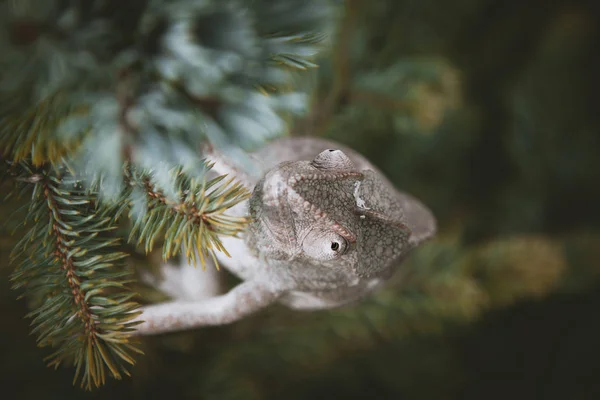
[2,0,600,398]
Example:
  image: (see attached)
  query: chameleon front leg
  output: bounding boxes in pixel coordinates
[133,280,283,335]
[139,250,223,302]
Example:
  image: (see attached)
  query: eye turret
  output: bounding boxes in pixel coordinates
[311,149,355,171]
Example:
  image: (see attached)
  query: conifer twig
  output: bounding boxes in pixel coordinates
[126,166,251,268]
[9,163,142,390]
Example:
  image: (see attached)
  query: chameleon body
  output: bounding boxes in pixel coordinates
[134,137,436,335]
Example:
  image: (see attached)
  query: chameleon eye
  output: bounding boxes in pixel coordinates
[330,238,348,254]
[302,231,349,260]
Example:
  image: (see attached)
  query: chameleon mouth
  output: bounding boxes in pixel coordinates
[252,169,299,251]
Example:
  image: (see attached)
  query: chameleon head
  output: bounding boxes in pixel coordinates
[247,148,432,284]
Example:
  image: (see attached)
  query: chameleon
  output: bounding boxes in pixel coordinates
[133,137,436,335]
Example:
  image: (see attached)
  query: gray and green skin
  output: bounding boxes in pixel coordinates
[134,137,436,335]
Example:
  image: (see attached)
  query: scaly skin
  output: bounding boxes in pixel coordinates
[134,137,436,335]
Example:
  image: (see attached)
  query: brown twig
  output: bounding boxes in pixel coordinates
[116,68,138,162]
[312,0,361,135]
[43,183,98,342]
[350,90,409,112]
[142,178,213,227]
[293,0,411,137]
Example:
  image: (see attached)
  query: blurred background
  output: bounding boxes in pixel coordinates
[2,0,600,398]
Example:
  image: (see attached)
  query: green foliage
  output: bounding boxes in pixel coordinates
[7,161,142,390]
[0,91,88,166]
[0,0,334,200]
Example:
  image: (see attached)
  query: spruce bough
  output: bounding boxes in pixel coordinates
[0,0,334,389]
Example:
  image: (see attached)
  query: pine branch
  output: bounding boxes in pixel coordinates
[125,164,251,268]
[0,0,336,390]
[8,162,142,390]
